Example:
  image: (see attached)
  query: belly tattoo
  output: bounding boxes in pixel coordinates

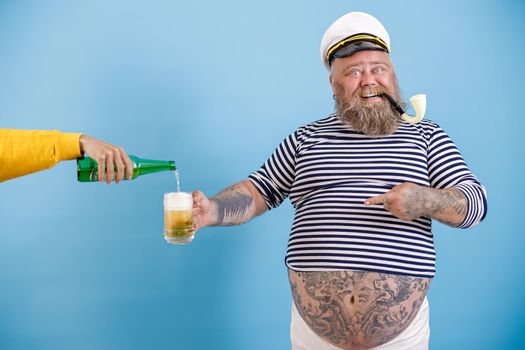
[289,270,430,349]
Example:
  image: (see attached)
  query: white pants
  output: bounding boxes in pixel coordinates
[290,297,430,350]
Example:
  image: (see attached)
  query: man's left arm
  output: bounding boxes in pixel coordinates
[365,125,487,228]
[365,183,468,226]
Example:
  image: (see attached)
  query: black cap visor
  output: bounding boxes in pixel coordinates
[330,41,388,66]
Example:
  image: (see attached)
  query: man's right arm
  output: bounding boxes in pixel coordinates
[192,180,267,231]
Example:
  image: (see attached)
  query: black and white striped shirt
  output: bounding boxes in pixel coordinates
[249,115,487,278]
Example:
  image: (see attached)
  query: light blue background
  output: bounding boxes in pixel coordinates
[0,1,523,349]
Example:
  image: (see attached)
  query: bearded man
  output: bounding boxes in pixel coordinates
[192,11,487,350]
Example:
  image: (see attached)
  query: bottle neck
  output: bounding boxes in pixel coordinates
[134,158,176,177]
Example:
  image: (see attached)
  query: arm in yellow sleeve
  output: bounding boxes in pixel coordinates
[0,129,82,182]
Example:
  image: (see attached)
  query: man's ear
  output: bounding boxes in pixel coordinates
[329,74,336,96]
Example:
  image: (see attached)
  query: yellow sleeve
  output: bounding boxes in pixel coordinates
[0,129,82,182]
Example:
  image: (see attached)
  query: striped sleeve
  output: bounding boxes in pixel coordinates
[248,129,301,209]
[426,125,488,228]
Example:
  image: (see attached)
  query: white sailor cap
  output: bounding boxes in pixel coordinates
[320,12,391,71]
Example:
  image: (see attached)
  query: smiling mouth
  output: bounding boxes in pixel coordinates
[360,88,385,100]
[362,93,382,99]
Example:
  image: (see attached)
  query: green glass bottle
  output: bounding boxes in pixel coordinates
[77,155,176,182]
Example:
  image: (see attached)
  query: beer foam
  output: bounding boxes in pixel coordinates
[164,192,193,210]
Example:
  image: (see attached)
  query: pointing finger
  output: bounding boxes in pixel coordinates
[365,194,386,206]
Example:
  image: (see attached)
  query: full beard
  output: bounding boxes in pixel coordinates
[334,83,405,137]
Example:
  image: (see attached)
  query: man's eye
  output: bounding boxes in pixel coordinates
[348,70,361,77]
[374,67,385,74]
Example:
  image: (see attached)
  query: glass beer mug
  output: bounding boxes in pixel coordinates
[163,192,194,244]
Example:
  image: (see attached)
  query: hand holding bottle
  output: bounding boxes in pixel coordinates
[79,134,133,183]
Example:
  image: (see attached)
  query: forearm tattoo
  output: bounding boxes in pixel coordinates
[211,185,254,225]
[289,270,430,348]
[426,188,467,225]
[402,188,435,220]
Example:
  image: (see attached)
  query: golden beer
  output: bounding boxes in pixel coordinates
[163,192,194,244]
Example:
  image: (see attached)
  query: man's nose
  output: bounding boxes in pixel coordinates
[360,71,377,87]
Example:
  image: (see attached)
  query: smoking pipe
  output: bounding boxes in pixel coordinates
[382,93,426,124]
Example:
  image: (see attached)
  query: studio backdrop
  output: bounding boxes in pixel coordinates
[0,1,523,349]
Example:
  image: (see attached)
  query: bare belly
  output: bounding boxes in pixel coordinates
[288,269,430,350]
